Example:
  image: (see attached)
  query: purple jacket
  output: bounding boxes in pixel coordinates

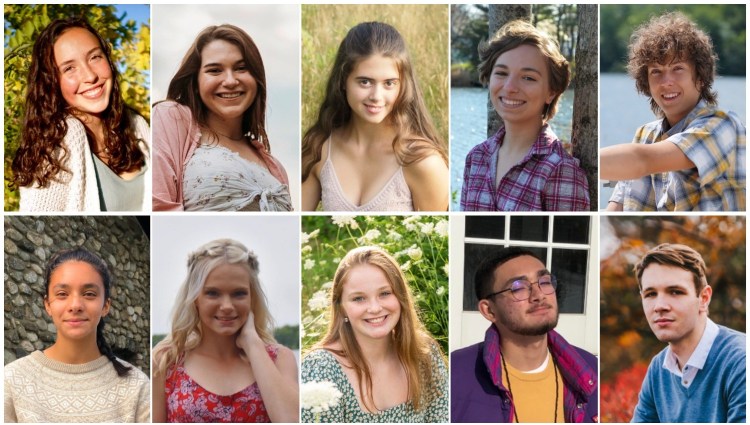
[451,325,598,423]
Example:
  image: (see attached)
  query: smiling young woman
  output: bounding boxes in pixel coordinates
[152,24,292,212]
[11,17,150,212]
[3,248,150,422]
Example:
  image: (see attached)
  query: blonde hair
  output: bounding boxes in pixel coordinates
[153,239,276,376]
[308,246,444,412]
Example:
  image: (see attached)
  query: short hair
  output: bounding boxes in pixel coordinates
[634,243,708,294]
[474,248,544,301]
[627,12,718,116]
[477,20,570,120]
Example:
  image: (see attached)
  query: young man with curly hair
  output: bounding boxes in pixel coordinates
[632,243,746,422]
[602,12,745,211]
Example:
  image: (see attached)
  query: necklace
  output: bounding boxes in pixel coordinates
[502,354,560,423]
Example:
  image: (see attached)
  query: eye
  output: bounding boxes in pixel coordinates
[379,290,392,297]
[233,290,248,298]
[62,65,74,74]
[493,70,508,77]
[352,296,365,302]
[235,64,248,72]
[358,79,372,87]
[206,68,222,74]
[205,289,219,297]
[670,289,685,296]
[384,80,399,88]
[649,69,661,76]
[84,291,98,298]
[641,291,655,298]
[55,291,68,298]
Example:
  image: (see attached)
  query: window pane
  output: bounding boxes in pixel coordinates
[510,216,548,242]
[463,243,547,311]
[551,248,588,313]
[553,216,590,244]
[466,216,506,239]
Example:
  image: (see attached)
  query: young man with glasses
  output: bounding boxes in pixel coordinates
[451,248,598,423]
[631,243,745,422]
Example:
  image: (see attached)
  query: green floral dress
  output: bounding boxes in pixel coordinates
[301,347,449,423]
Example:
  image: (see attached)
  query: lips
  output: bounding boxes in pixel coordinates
[364,315,388,325]
[653,317,674,326]
[661,92,680,101]
[216,92,243,99]
[364,104,384,114]
[64,318,89,326]
[499,97,526,108]
[79,84,105,99]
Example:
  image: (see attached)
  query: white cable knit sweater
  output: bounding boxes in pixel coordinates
[4,351,150,423]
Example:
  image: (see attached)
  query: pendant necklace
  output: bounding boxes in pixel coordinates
[502,354,560,423]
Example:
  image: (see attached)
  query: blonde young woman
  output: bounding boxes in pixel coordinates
[152,239,298,422]
[301,246,448,422]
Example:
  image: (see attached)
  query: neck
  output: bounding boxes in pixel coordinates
[44,334,101,364]
[206,113,244,140]
[354,333,395,365]
[196,329,243,360]
[345,117,396,148]
[670,315,708,368]
[501,120,543,155]
[498,326,549,371]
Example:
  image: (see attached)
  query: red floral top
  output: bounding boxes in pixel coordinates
[165,345,278,423]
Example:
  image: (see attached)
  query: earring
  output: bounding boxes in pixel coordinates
[344,317,349,322]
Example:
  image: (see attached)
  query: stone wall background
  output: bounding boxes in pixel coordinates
[4,216,150,375]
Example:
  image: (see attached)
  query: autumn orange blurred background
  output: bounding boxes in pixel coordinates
[599,216,746,423]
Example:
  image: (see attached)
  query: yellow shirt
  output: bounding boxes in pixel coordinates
[501,353,564,423]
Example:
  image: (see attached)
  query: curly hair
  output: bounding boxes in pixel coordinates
[11,17,145,188]
[627,12,718,116]
[301,22,447,182]
[635,243,708,294]
[152,239,277,377]
[477,20,570,121]
[164,24,272,153]
[307,246,446,412]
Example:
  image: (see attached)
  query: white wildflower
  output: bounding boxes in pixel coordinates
[359,229,381,243]
[407,246,423,261]
[301,381,343,414]
[436,286,446,296]
[301,232,311,245]
[435,220,449,237]
[302,245,312,254]
[388,230,402,241]
[420,222,435,235]
[400,260,412,271]
[304,259,315,270]
[403,215,420,224]
[321,281,333,290]
[307,290,329,311]
[443,263,450,276]
[331,215,358,228]
[405,222,416,231]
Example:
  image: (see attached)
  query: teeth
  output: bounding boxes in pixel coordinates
[501,98,524,106]
[218,92,242,99]
[663,93,679,99]
[81,86,103,98]
[365,316,386,324]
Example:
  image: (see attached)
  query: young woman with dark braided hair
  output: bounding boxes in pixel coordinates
[3,248,150,422]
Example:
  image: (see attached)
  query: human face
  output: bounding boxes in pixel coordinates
[340,264,402,341]
[489,44,556,126]
[647,59,702,127]
[44,261,110,343]
[640,263,711,349]
[53,27,113,120]
[198,39,257,126]
[195,263,253,337]
[345,55,401,126]
[481,255,558,336]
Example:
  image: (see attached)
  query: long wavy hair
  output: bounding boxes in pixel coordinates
[11,17,145,188]
[164,24,271,153]
[301,22,447,182]
[153,239,276,377]
[44,247,132,377]
[309,246,444,412]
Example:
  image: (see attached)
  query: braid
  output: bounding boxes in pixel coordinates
[96,318,131,377]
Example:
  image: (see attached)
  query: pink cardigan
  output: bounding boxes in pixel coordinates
[151,101,289,211]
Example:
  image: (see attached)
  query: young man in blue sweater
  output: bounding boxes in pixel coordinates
[632,243,746,422]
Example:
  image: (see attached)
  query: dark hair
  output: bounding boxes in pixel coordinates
[477,20,570,121]
[301,21,447,182]
[634,243,708,294]
[474,248,545,301]
[44,247,132,377]
[627,12,718,116]
[165,24,271,153]
[11,17,145,188]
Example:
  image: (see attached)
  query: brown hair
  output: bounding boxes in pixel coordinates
[301,22,447,182]
[477,20,570,120]
[308,246,444,412]
[11,17,145,188]
[627,11,718,116]
[165,24,272,153]
[635,243,708,294]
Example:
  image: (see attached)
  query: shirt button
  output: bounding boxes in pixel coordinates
[684,380,688,385]
[588,379,594,386]
[577,403,583,409]
[504,399,510,404]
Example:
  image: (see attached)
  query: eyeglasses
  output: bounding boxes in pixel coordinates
[484,275,558,302]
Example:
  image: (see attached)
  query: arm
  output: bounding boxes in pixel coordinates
[151,363,167,423]
[630,363,659,423]
[725,346,746,423]
[135,371,151,423]
[301,171,322,211]
[543,160,590,211]
[600,142,695,181]
[404,153,449,211]
[237,315,299,423]
[151,104,188,211]
[424,346,449,423]
[4,369,17,423]
[605,201,624,211]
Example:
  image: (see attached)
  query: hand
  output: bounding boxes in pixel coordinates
[236,311,261,355]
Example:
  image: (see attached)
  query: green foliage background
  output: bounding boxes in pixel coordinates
[600,4,746,75]
[301,4,448,145]
[301,215,449,355]
[4,4,151,211]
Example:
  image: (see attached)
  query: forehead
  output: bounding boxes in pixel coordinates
[204,262,252,288]
[493,255,546,286]
[341,263,391,294]
[640,263,696,293]
[494,44,548,71]
[201,39,243,64]
[349,54,400,78]
[53,27,101,61]
[49,260,104,287]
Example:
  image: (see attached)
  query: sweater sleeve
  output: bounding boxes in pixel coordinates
[4,366,18,423]
[631,359,659,423]
[152,103,189,211]
[134,369,151,423]
[725,338,746,423]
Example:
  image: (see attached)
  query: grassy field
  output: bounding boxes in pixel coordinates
[301,4,449,143]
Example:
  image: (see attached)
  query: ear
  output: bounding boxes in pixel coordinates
[698,285,712,313]
[478,299,497,323]
[546,92,556,104]
[44,296,52,316]
[102,298,111,317]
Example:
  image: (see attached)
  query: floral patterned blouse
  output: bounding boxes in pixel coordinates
[301,345,449,423]
[165,345,278,423]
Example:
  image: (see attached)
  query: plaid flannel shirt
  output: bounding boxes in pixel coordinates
[460,125,590,211]
[610,100,746,211]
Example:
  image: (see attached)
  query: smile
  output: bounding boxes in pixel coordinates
[500,97,525,107]
[661,93,679,100]
[216,316,238,321]
[79,84,105,99]
[364,315,388,324]
[364,104,384,114]
[216,92,243,99]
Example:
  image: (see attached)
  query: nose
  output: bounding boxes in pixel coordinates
[652,293,670,312]
[81,63,99,84]
[67,293,84,312]
[528,282,545,302]
[223,70,239,87]
[368,84,384,102]
[366,298,383,314]
[503,74,519,93]
[219,295,234,311]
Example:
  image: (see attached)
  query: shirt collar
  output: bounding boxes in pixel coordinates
[663,318,720,375]
[492,124,559,158]
[660,99,714,136]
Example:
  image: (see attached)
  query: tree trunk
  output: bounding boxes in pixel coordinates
[487,4,532,137]
[571,4,598,210]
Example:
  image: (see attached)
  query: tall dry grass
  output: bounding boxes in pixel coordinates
[301,4,449,143]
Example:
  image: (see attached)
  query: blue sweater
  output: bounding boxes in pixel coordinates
[632,325,746,423]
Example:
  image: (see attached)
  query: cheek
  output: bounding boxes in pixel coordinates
[59,76,78,100]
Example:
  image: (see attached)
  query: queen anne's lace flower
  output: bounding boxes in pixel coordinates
[301,381,343,414]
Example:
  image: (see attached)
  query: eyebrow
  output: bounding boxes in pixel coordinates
[57,47,104,68]
[494,63,543,76]
[501,269,551,287]
[347,285,392,296]
[50,283,101,291]
[202,59,246,69]
[641,284,689,292]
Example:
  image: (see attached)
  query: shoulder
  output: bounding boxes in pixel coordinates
[466,135,497,160]
[302,348,337,367]
[714,326,746,360]
[404,152,447,179]
[153,101,193,123]
[4,352,40,377]
[450,342,482,366]
[114,358,150,385]
[62,116,88,146]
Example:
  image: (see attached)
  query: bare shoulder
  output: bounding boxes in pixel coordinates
[404,152,448,179]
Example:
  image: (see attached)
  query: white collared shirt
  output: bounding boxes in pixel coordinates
[662,318,720,387]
